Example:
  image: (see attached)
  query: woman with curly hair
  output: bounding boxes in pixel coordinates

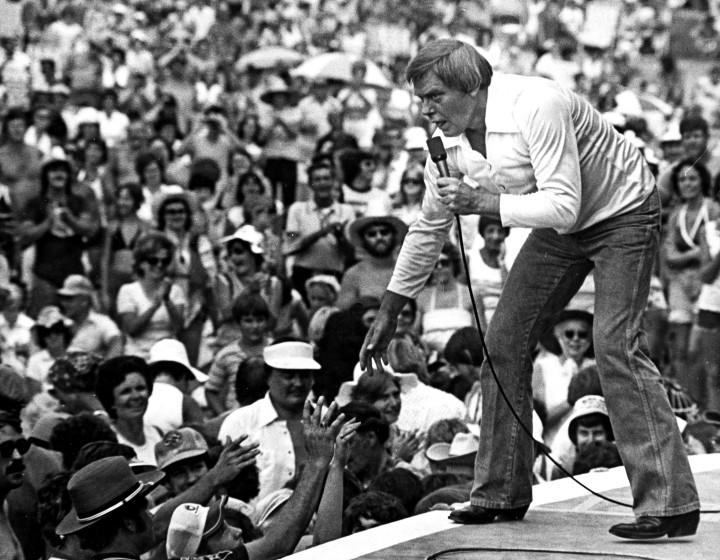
[116,232,186,360]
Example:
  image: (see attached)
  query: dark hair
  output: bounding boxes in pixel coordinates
[134,151,165,184]
[116,181,144,212]
[406,39,493,92]
[228,146,254,176]
[50,412,119,469]
[679,115,709,136]
[235,171,266,205]
[132,232,175,276]
[156,194,193,231]
[37,472,73,548]
[566,364,603,406]
[368,468,423,514]
[40,159,73,196]
[234,356,268,407]
[100,89,119,103]
[670,158,712,199]
[188,158,221,192]
[339,150,373,186]
[351,370,400,408]
[683,420,717,453]
[425,418,470,447]
[437,241,461,277]
[572,441,622,475]
[443,326,483,366]
[419,472,462,497]
[478,215,510,237]
[71,440,136,471]
[398,163,425,206]
[34,322,73,349]
[342,491,407,536]
[236,114,263,144]
[315,310,367,401]
[339,401,390,444]
[96,356,154,419]
[83,137,109,164]
[2,106,27,141]
[308,161,336,182]
[231,291,271,323]
[77,496,149,552]
[569,412,614,446]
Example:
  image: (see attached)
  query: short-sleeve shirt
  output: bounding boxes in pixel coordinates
[116,281,186,360]
[206,340,266,410]
[68,310,122,356]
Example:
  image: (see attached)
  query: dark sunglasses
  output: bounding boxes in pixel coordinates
[563,329,589,340]
[402,178,424,185]
[0,438,30,459]
[230,245,248,255]
[364,227,391,239]
[145,257,172,268]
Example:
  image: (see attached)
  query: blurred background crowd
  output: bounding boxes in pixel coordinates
[1,0,720,558]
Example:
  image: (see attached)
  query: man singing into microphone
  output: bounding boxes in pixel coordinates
[360,39,700,540]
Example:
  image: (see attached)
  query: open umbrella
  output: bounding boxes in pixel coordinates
[235,47,305,72]
[290,52,393,89]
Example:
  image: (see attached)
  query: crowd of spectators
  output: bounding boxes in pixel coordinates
[1,0,720,558]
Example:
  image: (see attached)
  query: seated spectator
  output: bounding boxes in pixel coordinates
[339,401,391,496]
[305,275,341,319]
[572,440,622,475]
[368,468,423,515]
[57,274,123,359]
[95,355,162,464]
[117,233,186,360]
[392,163,425,226]
[425,431,478,481]
[206,293,272,415]
[0,282,34,373]
[46,351,107,417]
[468,215,510,325]
[342,491,407,535]
[683,419,720,455]
[443,326,484,421]
[218,341,320,501]
[26,306,73,389]
[340,150,392,218]
[37,472,84,560]
[216,226,283,332]
[272,275,310,341]
[549,395,615,480]
[145,339,207,433]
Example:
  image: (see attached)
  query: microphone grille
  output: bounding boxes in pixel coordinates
[426,136,447,162]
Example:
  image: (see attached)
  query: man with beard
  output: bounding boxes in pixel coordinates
[337,208,407,309]
[0,366,31,560]
[219,341,320,501]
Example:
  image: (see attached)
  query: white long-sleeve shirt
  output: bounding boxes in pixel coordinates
[388,73,655,299]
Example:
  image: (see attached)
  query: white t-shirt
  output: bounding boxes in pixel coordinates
[115,423,163,466]
[116,281,186,360]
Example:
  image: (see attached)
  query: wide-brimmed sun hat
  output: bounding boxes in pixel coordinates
[219,225,265,255]
[263,341,320,371]
[346,204,408,249]
[57,274,94,298]
[148,338,208,383]
[56,456,164,535]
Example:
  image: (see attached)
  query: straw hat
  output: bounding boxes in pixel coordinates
[346,200,408,249]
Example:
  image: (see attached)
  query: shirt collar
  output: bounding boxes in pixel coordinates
[257,392,281,427]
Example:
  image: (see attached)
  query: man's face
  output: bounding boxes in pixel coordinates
[682,129,708,160]
[309,168,334,204]
[414,72,484,137]
[165,458,208,495]
[0,424,26,493]
[59,294,89,320]
[361,223,395,258]
[576,423,608,451]
[267,369,313,412]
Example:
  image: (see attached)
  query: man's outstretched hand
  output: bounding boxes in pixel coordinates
[304,397,345,468]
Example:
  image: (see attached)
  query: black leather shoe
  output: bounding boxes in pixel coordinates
[448,504,529,524]
[609,510,700,539]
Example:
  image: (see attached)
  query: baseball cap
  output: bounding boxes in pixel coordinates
[155,428,209,470]
[263,341,320,371]
[57,275,94,298]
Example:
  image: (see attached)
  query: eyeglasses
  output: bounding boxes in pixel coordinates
[402,178,424,185]
[164,207,187,216]
[364,227,391,239]
[0,438,30,459]
[436,258,451,268]
[145,257,172,268]
[563,329,589,340]
[230,245,248,255]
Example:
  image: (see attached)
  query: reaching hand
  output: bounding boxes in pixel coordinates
[210,435,261,487]
[359,310,397,375]
[332,418,360,467]
[393,430,421,463]
[303,396,345,468]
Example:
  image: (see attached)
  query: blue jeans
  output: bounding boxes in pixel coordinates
[471,190,699,517]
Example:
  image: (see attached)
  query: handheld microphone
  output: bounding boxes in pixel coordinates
[426,136,450,178]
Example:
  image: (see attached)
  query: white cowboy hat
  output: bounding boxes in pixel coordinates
[425,432,479,465]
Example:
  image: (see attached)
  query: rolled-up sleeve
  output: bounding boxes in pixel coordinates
[387,160,453,299]
[499,88,582,232]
